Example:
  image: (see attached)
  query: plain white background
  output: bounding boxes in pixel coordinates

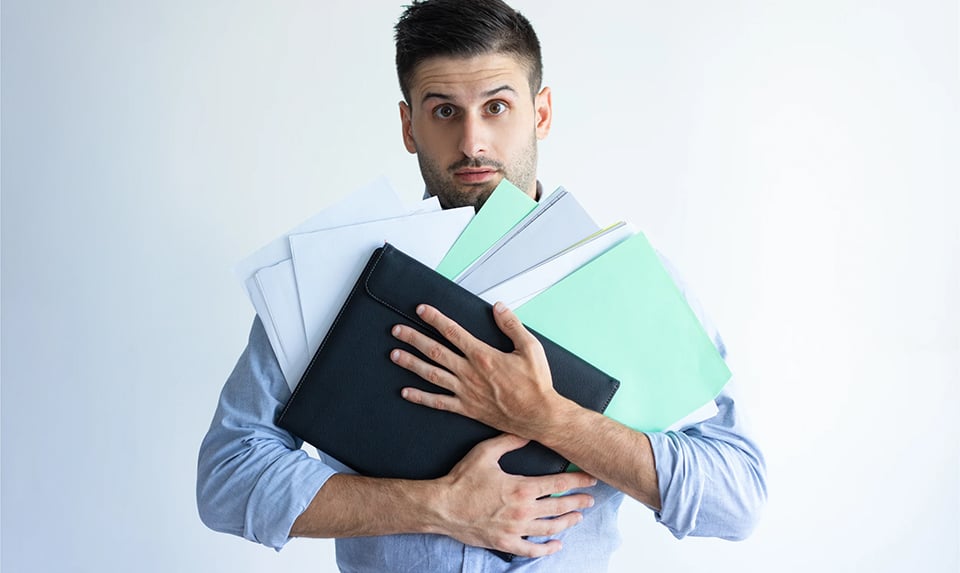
[2,1,957,571]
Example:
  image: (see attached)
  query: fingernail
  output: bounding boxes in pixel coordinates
[416,304,425,315]
[391,349,400,361]
[588,497,595,507]
[494,301,507,313]
[392,325,401,336]
[401,388,409,398]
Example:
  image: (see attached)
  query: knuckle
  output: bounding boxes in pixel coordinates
[427,368,443,385]
[442,323,460,341]
[494,533,514,551]
[514,484,537,500]
[553,477,569,493]
[505,507,528,523]
[545,518,567,535]
[427,343,444,361]
[474,352,494,371]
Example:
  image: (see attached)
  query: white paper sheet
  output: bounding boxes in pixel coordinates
[235,178,405,285]
[236,179,407,366]
[290,207,474,370]
[253,260,303,381]
[253,193,447,388]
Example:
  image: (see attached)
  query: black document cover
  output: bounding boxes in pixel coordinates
[277,243,620,481]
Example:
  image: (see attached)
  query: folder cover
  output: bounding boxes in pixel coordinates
[277,243,620,481]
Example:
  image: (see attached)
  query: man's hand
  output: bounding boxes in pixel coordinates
[428,433,596,557]
[387,300,662,513]
[390,301,566,437]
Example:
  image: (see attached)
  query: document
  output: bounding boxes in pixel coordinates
[514,232,732,432]
[236,179,408,375]
[290,207,474,354]
[477,221,635,308]
[455,187,599,294]
[434,179,537,279]
[278,243,619,480]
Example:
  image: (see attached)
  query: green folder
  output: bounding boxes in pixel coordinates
[435,179,537,279]
[515,233,731,432]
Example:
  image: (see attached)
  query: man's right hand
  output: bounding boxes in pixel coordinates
[425,433,597,558]
[291,434,596,558]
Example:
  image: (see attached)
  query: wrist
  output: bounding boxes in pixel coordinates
[408,477,453,536]
[522,393,580,446]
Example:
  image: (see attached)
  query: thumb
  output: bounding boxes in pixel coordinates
[476,433,530,461]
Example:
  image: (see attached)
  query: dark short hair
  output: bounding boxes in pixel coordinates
[394,0,543,104]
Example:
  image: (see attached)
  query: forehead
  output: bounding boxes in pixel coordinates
[409,52,532,103]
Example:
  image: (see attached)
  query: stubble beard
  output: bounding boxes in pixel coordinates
[417,133,538,212]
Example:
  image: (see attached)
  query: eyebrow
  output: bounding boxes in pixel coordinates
[420,84,518,105]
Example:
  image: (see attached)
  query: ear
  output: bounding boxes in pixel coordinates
[534,86,553,140]
[399,101,417,154]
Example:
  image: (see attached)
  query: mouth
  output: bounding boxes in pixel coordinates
[453,168,499,185]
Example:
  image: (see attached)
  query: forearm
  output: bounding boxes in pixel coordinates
[290,473,443,538]
[292,434,597,557]
[532,397,661,511]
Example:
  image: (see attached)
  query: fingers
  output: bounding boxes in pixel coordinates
[536,493,594,520]
[510,537,564,559]
[523,510,586,538]
[391,323,465,374]
[492,301,540,354]
[399,386,460,414]
[534,471,598,499]
[414,304,482,356]
[498,497,594,557]
[391,346,459,394]
[474,433,531,460]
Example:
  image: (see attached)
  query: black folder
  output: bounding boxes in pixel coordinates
[277,243,619,481]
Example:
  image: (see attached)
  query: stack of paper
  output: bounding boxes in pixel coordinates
[237,177,731,432]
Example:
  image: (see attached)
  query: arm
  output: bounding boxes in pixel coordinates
[197,318,596,556]
[391,302,766,540]
[196,317,337,549]
[291,433,597,556]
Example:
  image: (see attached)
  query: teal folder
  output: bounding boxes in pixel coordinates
[514,233,731,432]
[435,179,537,279]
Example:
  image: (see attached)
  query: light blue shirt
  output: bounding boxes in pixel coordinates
[197,259,767,572]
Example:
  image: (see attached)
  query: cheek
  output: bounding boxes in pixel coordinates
[413,122,455,154]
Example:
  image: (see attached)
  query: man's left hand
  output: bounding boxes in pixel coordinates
[390,302,561,438]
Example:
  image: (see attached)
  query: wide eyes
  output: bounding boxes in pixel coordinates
[430,101,509,120]
[433,104,457,119]
[485,101,508,115]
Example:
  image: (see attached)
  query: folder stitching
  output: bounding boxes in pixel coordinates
[362,245,435,334]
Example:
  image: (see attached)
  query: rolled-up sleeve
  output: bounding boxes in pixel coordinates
[646,383,767,540]
[197,317,338,550]
[645,253,768,540]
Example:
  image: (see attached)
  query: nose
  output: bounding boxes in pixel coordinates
[458,112,488,158]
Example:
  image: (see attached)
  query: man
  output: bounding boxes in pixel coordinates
[197,1,767,571]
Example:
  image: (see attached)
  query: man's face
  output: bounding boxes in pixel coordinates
[400,52,553,210]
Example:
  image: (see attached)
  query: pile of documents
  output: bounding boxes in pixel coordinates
[236,178,731,432]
